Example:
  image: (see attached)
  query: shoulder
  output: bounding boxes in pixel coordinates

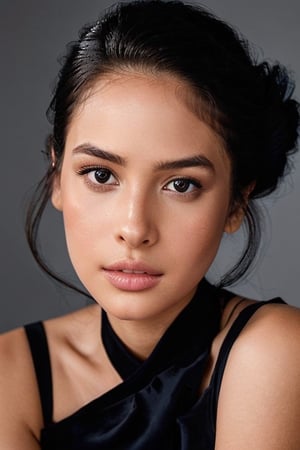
[44,303,101,357]
[0,327,42,448]
[231,300,300,366]
[215,300,300,450]
[0,305,99,447]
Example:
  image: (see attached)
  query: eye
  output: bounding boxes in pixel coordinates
[164,178,201,194]
[88,168,117,185]
[77,166,118,186]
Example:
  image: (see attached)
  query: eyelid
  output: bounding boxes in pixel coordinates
[75,165,203,195]
[164,176,202,187]
[76,164,108,174]
[76,165,119,186]
[163,176,203,194]
[76,164,115,177]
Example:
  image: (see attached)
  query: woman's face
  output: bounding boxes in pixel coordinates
[52,73,241,323]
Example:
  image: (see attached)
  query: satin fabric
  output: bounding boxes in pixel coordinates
[40,279,224,449]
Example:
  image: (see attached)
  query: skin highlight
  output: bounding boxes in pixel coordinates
[1,1,299,447]
[52,73,243,354]
[0,72,299,449]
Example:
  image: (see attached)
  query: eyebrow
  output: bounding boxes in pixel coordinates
[156,155,214,172]
[72,144,126,165]
[72,143,215,172]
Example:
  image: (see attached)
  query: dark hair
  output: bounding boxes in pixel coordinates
[26,0,299,294]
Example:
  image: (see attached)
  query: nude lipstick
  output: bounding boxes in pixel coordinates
[103,261,162,291]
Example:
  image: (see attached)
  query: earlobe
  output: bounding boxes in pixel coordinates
[50,148,63,211]
[224,208,245,234]
[51,175,63,211]
[224,182,255,234]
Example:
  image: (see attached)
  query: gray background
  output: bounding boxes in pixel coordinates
[0,0,299,332]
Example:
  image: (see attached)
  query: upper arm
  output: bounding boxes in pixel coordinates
[0,328,42,449]
[215,304,300,450]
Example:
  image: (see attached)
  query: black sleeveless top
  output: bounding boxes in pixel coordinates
[24,280,284,449]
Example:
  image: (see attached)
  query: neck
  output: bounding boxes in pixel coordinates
[108,318,166,360]
[105,293,196,360]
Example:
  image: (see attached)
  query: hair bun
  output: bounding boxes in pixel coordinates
[252,63,299,197]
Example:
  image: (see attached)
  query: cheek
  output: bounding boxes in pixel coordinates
[183,219,224,259]
[186,192,229,233]
[169,196,229,266]
[60,190,107,269]
[60,167,109,239]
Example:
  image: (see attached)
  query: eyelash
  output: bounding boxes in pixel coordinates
[77,166,118,188]
[163,177,202,195]
[76,166,202,196]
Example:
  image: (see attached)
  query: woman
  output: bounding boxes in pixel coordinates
[0,1,299,448]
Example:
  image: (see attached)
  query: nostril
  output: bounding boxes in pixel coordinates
[115,222,159,248]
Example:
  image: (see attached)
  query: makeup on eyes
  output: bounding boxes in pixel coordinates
[71,143,216,173]
[73,152,213,200]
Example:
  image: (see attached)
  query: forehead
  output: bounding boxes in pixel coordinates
[65,72,230,173]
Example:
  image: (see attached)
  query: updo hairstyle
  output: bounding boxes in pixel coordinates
[26,0,299,294]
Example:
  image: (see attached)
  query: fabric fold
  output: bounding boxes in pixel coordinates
[40,279,223,449]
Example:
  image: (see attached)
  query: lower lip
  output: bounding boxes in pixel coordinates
[103,270,162,291]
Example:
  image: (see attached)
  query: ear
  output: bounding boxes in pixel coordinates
[224,205,245,234]
[224,182,255,234]
[51,174,63,211]
[50,148,63,211]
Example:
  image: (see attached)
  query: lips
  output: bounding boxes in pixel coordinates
[120,269,149,274]
[102,261,162,291]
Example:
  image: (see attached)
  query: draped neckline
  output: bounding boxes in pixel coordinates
[42,278,225,431]
[101,278,222,381]
[34,282,285,449]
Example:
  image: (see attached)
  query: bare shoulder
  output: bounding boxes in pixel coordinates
[44,303,101,357]
[42,305,118,423]
[215,301,300,450]
[0,305,100,448]
[0,327,42,449]
[43,303,104,369]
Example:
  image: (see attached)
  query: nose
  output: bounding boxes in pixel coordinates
[114,190,159,249]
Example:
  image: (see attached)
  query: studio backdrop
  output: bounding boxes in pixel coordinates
[0,0,299,332]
